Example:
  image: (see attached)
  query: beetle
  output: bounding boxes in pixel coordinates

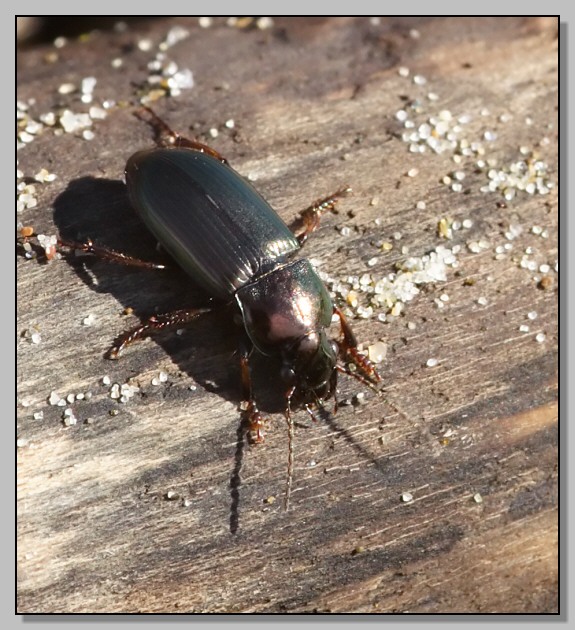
[36,107,382,508]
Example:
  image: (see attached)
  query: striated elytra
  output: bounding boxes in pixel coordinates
[126,149,300,300]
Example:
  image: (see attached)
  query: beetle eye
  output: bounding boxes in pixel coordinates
[281,365,297,385]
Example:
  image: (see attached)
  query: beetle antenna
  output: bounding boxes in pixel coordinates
[284,388,296,511]
[286,411,294,512]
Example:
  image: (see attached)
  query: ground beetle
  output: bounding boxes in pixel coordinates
[41,107,382,508]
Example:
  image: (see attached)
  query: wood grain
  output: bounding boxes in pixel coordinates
[17,17,558,613]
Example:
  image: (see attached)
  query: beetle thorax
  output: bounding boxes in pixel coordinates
[235,259,334,357]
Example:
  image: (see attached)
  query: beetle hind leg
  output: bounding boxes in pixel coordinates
[135,106,229,164]
[18,231,167,269]
[58,236,168,269]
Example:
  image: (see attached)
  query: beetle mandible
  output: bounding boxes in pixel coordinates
[54,107,382,509]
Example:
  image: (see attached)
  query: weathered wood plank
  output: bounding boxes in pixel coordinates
[17,17,558,613]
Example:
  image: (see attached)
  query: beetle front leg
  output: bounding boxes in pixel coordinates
[293,186,352,245]
[135,106,229,164]
[334,306,382,384]
[238,340,267,443]
[108,307,212,358]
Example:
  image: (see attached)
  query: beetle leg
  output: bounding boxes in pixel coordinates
[173,137,229,165]
[334,306,382,383]
[238,341,267,443]
[135,106,229,164]
[18,231,168,269]
[108,307,211,358]
[293,186,352,245]
[57,236,167,270]
[336,364,381,395]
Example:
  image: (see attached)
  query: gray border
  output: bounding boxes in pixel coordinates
[12,8,567,628]
[558,17,568,627]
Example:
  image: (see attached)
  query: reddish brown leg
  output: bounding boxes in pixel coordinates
[18,231,167,269]
[238,341,267,444]
[334,306,382,384]
[135,105,229,164]
[108,307,211,358]
[293,187,352,245]
[58,237,167,270]
[336,364,380,392]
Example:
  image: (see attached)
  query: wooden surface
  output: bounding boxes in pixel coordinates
[17,17,558,613]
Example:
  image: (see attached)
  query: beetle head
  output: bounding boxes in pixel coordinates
[281,329,338,404]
